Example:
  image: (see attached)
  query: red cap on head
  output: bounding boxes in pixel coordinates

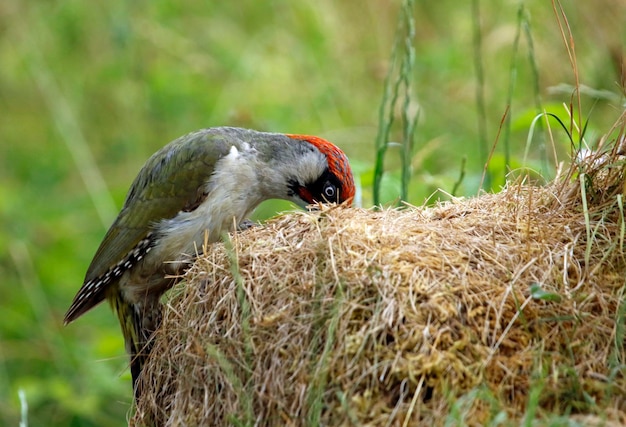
[286,134,355,205]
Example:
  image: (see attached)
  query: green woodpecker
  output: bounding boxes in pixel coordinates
[64,127,355,396]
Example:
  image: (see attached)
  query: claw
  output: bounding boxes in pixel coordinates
[237,219,257,231]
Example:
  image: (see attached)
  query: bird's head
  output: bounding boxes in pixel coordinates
[282,134,355,208]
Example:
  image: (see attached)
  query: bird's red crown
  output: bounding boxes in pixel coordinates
[286,134,355,204]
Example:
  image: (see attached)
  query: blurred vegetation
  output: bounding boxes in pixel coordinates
[0,0,624,425]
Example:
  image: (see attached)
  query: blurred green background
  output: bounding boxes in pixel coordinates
[1,0,624,425]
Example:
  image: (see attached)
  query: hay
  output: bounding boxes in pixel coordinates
[132,150,626,426]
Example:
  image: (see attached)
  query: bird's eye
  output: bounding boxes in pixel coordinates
[323,182,337,200]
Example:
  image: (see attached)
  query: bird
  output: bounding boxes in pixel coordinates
[63,126,355,397]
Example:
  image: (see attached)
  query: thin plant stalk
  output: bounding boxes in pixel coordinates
[502,4,525,176]
[472,0,490,190]
[373,0,418,206]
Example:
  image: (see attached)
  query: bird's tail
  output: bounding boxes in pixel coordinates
[110,293,161,399]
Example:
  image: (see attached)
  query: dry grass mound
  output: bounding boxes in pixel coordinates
[132,149,626,426]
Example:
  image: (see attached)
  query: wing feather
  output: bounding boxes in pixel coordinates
[65,129,240,322]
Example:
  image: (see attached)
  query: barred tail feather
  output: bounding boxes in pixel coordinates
[65,234,156,326]
[63,277,110,325]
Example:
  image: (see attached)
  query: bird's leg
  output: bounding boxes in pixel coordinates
[130,297,163,399]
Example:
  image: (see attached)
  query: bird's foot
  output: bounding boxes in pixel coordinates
[237,219,257,231]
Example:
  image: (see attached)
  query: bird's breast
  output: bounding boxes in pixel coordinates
[150,151,265,272]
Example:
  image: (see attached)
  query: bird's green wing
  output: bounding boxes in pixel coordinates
[86,129,237,282]
[65,129,239,323]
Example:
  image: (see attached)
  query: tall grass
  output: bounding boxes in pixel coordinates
[373,0,418,206]
[471,0,490,189]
